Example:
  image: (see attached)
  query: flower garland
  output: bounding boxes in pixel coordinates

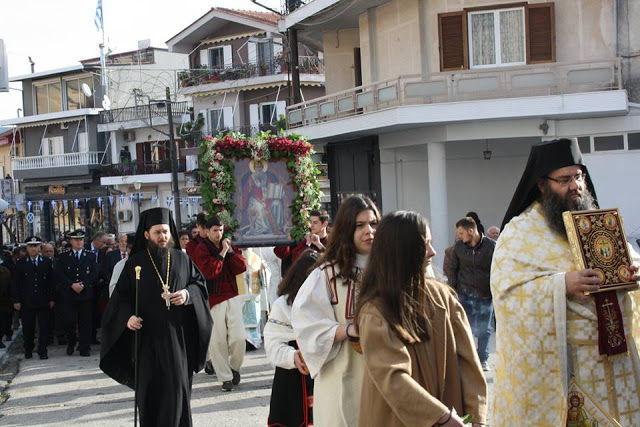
[199,131,322,242]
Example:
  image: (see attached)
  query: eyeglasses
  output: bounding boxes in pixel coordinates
[544,172,587,187]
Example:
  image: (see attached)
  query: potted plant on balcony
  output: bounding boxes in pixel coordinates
[258,62,267,77]
[178,71,190,87]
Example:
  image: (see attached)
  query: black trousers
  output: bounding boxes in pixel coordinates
[63,300,92,353]
[0,306,12,339]
[22,307,50,355]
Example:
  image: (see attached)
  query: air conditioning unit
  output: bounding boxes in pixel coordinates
[118,209,133,222]
[123,131,135,142]
[60,123,69,130]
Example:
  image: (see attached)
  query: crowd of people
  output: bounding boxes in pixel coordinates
[5,138,640,426]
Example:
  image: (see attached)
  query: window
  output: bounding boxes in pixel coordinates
[577,136,591,154]
[258,41,274,65]
[65,76,94,110]
[42,136,64,156]
[468,8,525,68]
[34,81,62,114]
[628,133,640,150]
[594,135,623,152]
[260,103,276,125]
[438,3,555,71]
[208,109,225,131]
[207,47,224,69]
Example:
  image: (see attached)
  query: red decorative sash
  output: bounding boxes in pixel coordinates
[593,291,628,357]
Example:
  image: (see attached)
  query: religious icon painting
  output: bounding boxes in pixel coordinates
[618,265,632,282]
[578,217,592,234]
[603,213,618,230]
[231,158,295,247]
[567,377,620,427]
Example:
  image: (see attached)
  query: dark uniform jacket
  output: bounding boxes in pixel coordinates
[11,256,54,309]
[54,249,99,302]
[449,235,496,299]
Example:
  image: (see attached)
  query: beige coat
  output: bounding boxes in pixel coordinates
[358,281,488,426]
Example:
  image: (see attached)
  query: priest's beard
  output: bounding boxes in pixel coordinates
[540,182,597,236]
[147,237,174,258]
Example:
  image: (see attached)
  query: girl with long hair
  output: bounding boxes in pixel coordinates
[265,250,318,427]
[292,195,380,427]
[355,211,487,427]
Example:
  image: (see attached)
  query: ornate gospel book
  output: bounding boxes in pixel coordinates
[563,208,637,293]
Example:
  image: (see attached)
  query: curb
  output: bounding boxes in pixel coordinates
[0,327,22,369]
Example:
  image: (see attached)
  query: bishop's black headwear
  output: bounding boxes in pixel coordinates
[130,207,179,255]
[501,138,599,230]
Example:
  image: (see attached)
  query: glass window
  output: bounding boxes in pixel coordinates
[260,103,275,124]
[594,135,623,151]
[208,48,224,69]
[66,80,80,110]
[577,136,591,154]
[258,41,274,66]
[48,82,62,113]
[628,133,640,150]
[209,109,224,131]
[469,8,525,68]
[35,85,49,114]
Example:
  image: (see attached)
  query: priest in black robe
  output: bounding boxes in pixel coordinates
[100,207,213,427]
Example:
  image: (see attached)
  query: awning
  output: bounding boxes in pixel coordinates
[191,81,323,97]
[201,31,266,46]
[17,117,84,129]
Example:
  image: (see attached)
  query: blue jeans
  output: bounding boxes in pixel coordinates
[458,293,493,364]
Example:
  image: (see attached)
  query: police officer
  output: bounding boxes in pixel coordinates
[11,236,55,359]
[54,230,99,357]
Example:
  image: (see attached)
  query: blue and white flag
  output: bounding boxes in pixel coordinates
[38,200,44,211]
[119,194,125,204]
[27,201,32,211]
[62,200,68,210]
[151,194,158,204]
[97,197,103,208]
[94,0,103,32]
[74,199,80,209]
[108,195,114,206]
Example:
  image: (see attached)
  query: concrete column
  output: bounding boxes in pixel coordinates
[427,141,448,268]
[110,131,118,164]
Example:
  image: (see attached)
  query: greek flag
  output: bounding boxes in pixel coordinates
[94,0,103,32]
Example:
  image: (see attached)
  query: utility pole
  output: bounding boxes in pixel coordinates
[166,87,182,228]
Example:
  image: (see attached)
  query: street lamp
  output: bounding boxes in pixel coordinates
[134,181,142,223]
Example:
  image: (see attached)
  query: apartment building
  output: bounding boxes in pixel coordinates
[281,0,640,262]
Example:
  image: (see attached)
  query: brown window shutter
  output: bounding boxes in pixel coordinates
[526,3,555,63]
[438,11,468,71]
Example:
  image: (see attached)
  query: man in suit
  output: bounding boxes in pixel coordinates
[101,234,128,285]
[55,230,99,357]
[11,236,55,359]
[86,231,108,345]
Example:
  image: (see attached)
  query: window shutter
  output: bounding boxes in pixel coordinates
[199,109,208,134]
[526,3,555,63]
[249,104,259,136]
[223,106,233,129]
[199,49,209,67]
[438,11,468,71]
[223,45,232,68]
[248,42,257,65]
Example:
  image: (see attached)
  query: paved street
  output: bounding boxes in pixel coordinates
[0,331,495,426]
[0,335,271,426]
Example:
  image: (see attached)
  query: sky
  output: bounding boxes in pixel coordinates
[0,0,281,121]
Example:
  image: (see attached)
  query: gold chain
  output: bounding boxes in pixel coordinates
[147,248,170,291]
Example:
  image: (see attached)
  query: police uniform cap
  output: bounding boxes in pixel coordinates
[68,229,86,239]
[24,236,42,245]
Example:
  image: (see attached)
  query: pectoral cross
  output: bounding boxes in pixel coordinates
[161,284,171,310]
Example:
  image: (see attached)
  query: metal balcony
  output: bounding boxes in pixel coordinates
[99,101,190,125]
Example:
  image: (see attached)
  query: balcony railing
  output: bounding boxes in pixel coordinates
[182,124,281,146]
[178,56,323,87]
[286,58,622,129]
[103,159,188,176]
[12,152,102,171]
[99,101,190,124]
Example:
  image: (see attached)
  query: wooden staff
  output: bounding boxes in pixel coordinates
[134,265,141,427]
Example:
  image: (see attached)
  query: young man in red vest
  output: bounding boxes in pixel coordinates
[194,215,247,391]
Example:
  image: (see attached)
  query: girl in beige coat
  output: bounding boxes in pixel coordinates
[355,211,488,427]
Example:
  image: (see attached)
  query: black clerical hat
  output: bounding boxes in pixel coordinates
[68,229,86,239]
[131,208,179,255]
[501,138,598,229]
[24,236,42,245]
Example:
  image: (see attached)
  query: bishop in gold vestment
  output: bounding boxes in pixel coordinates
[491,139,640,426]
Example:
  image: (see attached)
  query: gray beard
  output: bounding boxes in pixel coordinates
[540,184,597,236]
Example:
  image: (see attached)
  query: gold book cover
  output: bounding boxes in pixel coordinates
[562,208,637,293]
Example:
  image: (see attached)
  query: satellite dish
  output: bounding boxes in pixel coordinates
[81,83,93,97]
[102,94,111,110]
